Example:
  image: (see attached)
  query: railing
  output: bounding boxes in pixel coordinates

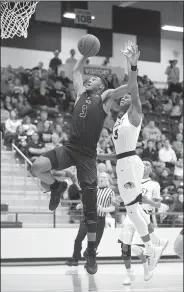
[11,143,42,196]
[1,206,183,229]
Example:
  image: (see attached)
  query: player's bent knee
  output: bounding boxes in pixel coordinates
[31,156,52,176]
[121,243,131,260]
[82,184,97,224]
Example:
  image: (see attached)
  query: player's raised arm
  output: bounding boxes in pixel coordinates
[122,42,142,114]
[72,56,88,97]
[97,151,117,161]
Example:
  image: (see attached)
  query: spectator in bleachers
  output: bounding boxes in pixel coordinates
[159,168,174,190]
[27,131,45,162]
[14,77,24,94]
[4,109,22,148]
[1,100,10,133]
[162,98,173,113]
[158,139,177,167]
[174,152,183,180]
[165,60,181,96]
[41,120,53,143]
[4,95,13,111]
[58,71,71,88]
[15,94,32,117]
[170,98,183,119]
[45,132,62,152]
[36,110,48,133]
[142,120,161,143]
[172,133,183,157]
[66,49,77,65]
[142,139,158,161]
[53,123,68,144]
[49,50,62,75]
[22,115,37,137]
[15,124,28,155]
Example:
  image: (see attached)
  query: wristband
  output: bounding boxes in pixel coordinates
[131,65,137,71]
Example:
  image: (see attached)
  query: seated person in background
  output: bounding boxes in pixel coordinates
[15,125,28,156]
[4,109,22,148]
[159,168,174,191]
[172,122,183,141]
[53,123,68,144]
[162,98,173,113]
[27,132,45,162]
[170,98,183,119]
[1,100,10,133]
[4,95,13,111]
[36,110,49,133]
[22,115,37,137]
[172,133,183,157]
[142,120,161,143]
[142,139,158,161]
[159,134,167,147]
[45,132,62,152]
[41,120,53,143]
[174,152,183,180]
[158,139,177,168]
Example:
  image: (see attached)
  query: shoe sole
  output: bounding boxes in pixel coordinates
[149,247,163,272]
[49,183,67,211]
[144,272,153,281]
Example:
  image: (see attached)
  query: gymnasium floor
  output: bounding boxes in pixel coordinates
[1,262,183,292]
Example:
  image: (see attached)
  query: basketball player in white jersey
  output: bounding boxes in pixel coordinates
[98,42,163,270]
[118,160,168,285]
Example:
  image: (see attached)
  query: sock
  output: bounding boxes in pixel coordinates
[150,231,160,246]
[143,261,149,274]
[127,268,132,275]
[50,180,59,189]
[88,240,96,249]
[144,241,154,256]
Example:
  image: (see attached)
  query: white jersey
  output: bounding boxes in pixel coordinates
[112,111,142,154]
[141,178,161,211]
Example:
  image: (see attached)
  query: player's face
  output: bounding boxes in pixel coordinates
[120,94,131,110]
[85,76,103,91]
[143,161,151,176]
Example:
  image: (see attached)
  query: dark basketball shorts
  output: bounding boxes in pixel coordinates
[42,143,97,187]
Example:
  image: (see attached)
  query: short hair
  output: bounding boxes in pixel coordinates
[94,75,108,91]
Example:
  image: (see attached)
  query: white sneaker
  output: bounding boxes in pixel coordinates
[148,246,163,271]
[144,271,153,281]
[123,272,135,285]
[159,239,169,252]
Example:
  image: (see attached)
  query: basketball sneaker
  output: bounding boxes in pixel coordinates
[65,258,78,266]
[159,238,169,252]
[123,271,135,285]
[144,270,153,281]
[49,181,67,211]
[84,248,98,275]
[147,246,163,271]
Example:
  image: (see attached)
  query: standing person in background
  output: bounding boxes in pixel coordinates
[165,60,181,96]
[49,50,62,75]
[65,172,115,266]
[66,49,77,65]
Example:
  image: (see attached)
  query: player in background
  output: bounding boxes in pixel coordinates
[118,160,168,285]
[66,172,115,266]
[97,41,163,271]
[31,38,136,274]
[174,228,183,259]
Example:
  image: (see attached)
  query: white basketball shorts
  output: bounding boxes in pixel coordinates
[119,212,151,245]
[116,155,144,206]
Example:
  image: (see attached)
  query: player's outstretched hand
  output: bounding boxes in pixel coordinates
[120,40,140,66]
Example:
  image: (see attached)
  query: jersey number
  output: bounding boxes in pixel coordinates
[79,105,87,118]
[142,188,148,196]
[113,129,118,140]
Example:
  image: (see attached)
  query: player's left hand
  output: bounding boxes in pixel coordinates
[120,41,140,66]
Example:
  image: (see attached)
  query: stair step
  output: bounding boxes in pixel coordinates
[1,195,47,201]
[1,185,39,191]
[1,163,26,171]
[1,190,41,195]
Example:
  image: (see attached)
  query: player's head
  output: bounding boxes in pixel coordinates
[143,159,153,178]
[120,93,131,112]
[98,172,109,187]
[84,76,108,94]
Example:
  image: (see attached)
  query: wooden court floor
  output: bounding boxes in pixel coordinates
[1,262,183,292]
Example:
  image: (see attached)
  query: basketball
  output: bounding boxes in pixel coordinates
[77,34,100,57]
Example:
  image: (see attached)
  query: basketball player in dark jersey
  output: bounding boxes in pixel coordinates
[31,47,131,274]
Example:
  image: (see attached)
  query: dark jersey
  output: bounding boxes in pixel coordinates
[69,92,107,156]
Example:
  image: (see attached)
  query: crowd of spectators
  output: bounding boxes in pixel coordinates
[1,50,183,226]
